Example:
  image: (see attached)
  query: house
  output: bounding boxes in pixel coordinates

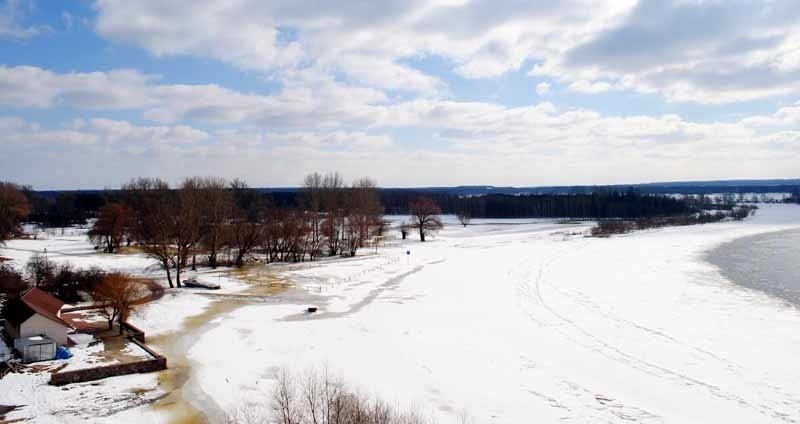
[4,288,72,347]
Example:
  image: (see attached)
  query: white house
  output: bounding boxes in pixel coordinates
[4,288,72,347]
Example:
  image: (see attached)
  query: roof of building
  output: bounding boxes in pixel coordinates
[15,335,56,348]
[4,288,71,329]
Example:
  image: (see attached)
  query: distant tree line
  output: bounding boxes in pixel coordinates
[381,189,691,219]
[590,205,757,237]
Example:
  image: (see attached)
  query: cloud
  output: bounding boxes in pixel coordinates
[0,0,48,39]
[545,0,800,103]
[4,88,800,188]
[90,1,800,104]
[535,82,550,95]
[0,65,155,109]
[91,0,631,93]
[567,80,616,94]
[0,65,389,128]
[0,117,209,149]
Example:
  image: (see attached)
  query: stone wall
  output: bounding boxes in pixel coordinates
[49,338,166,386]
[121,321,146,343]
[49,355,166,386]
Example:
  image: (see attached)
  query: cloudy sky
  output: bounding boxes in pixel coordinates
[0,0,799,189]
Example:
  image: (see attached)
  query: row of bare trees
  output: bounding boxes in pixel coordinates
[89,173,390,288]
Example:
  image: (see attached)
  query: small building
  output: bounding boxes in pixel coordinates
[4,288,72,347]
[14,335,57,363]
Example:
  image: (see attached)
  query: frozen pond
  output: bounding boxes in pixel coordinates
[708,228,800,307]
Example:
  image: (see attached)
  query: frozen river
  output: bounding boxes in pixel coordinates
[708,228,800,307]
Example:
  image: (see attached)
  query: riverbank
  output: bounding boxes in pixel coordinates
[4,206,800,423]
[118,204,800,423]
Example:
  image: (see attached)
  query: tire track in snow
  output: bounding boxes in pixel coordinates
[517,239,800,423]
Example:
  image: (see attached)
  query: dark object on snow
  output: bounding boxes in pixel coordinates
[307,307,318,313]
[182,277,220,290]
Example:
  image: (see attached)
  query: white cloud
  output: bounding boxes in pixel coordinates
[535,82,550,95]
[0,65,155,109]
[3,96,799,188]
[0,0,46,39]
[0,65,389,128]
[89,1,800,103]
[567,80,615,94]
[91,0,632,94]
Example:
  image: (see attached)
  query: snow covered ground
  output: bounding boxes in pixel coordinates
[3,205,800,423]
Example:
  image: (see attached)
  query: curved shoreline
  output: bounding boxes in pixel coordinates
[706,227,800,309]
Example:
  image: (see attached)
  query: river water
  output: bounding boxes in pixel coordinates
[707,228,800,307]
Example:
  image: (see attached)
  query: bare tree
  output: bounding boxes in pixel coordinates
[197,177,234,268]
[301,173,325,261]
[122,178,178,287]
[227,180,264,267]
[409,197,443,242]
[457,211,471,227]
[88,202,131,253]
[25,252,53,288]
[173,178,204,285]
[399,221,411,240]
[272,369,301,424]
[343,178,383,257]
[0,181,31,242]
[321,172,345,256]
[92,273,147,334]
[263,367,435,424]
[228,208,263,267]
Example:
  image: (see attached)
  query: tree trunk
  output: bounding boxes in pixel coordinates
[176,264,182,288]
[164,262,174,288]
[419,223,426,242]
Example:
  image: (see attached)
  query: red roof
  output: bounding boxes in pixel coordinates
[19,288,71,329]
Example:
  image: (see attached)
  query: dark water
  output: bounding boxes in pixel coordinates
[707,229,800,306]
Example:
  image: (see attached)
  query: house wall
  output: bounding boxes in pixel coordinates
[20,314,68,346]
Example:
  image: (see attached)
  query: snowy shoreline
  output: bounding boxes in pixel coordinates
[4,205,800,423]
[123,204,800,423]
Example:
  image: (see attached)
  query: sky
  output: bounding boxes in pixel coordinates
[0,0,799,189]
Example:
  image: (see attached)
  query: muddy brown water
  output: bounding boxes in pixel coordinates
[146,267,291,424]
